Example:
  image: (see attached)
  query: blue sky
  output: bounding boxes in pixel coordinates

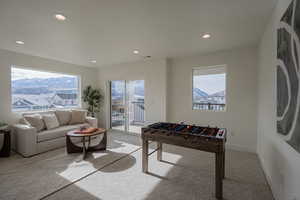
[193,73,226,95]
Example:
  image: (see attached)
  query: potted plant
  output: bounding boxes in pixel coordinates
[0,122,8,130]
[83,85,103,117]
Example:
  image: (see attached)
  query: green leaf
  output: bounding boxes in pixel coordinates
[82,85,103,116]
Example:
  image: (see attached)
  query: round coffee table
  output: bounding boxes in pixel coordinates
[66,128,107,159]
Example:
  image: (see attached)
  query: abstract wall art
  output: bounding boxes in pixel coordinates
[277,0,300,152]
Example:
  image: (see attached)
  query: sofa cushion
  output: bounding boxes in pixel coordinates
[37,123,90,142]
[69,110,87,125]
[23,114,45,132]
[43,114,60,130]
[55,110,71,125]
[20,117,31,126]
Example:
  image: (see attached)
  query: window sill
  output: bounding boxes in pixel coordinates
[192,108,227,112]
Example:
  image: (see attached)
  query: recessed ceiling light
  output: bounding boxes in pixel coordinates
[90,60,97,63]
[54,14,66,21]
[15,40,24,45]
[133,50,139,54]
[202,33,211,39]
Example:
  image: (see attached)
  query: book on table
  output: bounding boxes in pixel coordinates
[74,127,98,134]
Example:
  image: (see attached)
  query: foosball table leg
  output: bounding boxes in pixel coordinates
[142,139,149,173]
[222,150,225,179]
[157,142,162,161]
[215,152,223,200]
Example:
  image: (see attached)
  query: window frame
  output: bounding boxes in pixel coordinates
[10,65,82,113]
[191,65,227,112]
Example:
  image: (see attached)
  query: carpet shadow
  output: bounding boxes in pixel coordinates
[42,182,104,200]
[142,144,273,200]
[160,160,185,168]
[145,171,169,180]
[95,150,136,173]
[0,131,141,200]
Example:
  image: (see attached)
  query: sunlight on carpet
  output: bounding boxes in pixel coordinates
[58,139,141,183]
[63,150,183,200]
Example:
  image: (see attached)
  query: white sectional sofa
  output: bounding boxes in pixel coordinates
[13,110,98,157]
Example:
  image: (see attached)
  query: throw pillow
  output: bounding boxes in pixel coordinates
[43,114,60,130]
[23,114,45,132]
[20,117,31,126]
[55,110,71,125]
[69,110,87,125]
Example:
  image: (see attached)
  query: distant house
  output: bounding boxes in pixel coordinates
[12,95,53,111]
[209,91,225,104]
[12,98,35,111]
[12,92,78,111]
[52,93,78,106]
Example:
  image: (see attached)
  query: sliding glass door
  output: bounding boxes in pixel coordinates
[111,80,126,131]
[127,80,145,133]
[110,80,145,134]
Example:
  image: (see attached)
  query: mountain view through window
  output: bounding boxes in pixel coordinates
[11,67,80,112]
[193,66,226,111]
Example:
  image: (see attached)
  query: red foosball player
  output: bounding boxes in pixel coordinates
[183,125,194,132]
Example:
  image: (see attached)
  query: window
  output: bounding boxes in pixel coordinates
[11,67,80,112]
[192,65,226,111]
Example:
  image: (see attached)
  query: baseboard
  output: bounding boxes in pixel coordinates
[225,143,256,153]
[258,154,277,200]
[108,131,256,153]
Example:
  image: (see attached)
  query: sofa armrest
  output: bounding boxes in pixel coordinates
[13,124,38,157]
[86,117,98,128]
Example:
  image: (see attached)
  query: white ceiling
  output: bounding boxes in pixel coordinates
[0,0,276,67]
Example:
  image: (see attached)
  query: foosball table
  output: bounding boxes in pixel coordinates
[141,122,227,200]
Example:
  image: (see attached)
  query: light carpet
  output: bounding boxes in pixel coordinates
[0,131,273,200]
[0,131,143,200]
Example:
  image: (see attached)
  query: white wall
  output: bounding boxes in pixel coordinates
[1,46,258,155]
[97,47,258,152]
[0,49,98,124]
[168,47,258,153]
[97,59,168,128]
[257,0,300,199]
